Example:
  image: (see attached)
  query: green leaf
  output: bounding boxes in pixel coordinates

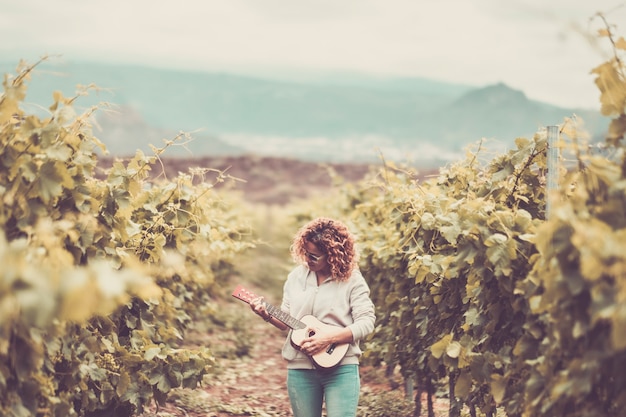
[156,374,171,393]
[455,371,472,399]
[421,212,436,230]
[144,346,162,361]
[37,160,75,203]
[80,363,107,382]
[116,370,131,397]
[100,381,115,404]
[484,233,507,248]
[44,142,73,161]
[485,233,515,275]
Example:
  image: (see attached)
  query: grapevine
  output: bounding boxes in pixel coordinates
[0,59,255,416]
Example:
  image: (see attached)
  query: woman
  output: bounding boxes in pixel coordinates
[251,217,376,417]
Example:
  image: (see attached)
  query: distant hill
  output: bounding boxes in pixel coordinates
[415,83,608,149]
[0,59,610,165]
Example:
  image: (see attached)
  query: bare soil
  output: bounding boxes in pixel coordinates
[99,155,437,205]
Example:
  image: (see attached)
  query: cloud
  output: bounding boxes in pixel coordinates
[2,0,625,109]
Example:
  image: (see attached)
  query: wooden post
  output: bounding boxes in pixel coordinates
[546,125,559,219]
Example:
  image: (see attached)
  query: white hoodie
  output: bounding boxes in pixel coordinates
[280,264,376,370]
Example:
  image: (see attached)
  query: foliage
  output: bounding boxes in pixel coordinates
[519,21,626,414]
[341,135,546,416]
[0,59,255,416]
[591,14,626,145]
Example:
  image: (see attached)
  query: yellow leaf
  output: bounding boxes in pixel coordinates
[52,90,64,103]
[588,156,622,183]
[128,178,142,197]
[611,303,626,350]
[608,114,626,143]
[431,334,452,359]
[59,271,101,322]
[116,371,131,397]
[414,265,429,284]
[457,346,470,368]
[592,62,626,117]
[490,374,506,404]
[616,36,626,50]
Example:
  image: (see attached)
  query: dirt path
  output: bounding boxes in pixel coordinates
[139,298,295,417]
[196,312,294,417]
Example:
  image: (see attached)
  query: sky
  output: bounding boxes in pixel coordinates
[1,0,625,110]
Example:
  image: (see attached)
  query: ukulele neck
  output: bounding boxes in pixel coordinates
[264,303,305,330]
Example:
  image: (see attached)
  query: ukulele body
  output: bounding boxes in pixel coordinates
[290,315,350,369]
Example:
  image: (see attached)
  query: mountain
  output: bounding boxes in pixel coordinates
[417,83,608,149]
[0,59,610,165]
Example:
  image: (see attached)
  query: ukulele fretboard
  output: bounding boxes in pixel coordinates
[264,303,306,330]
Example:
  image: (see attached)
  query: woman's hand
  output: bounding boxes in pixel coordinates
[300,327,333,356]
[250,297,271,321]
[301,326,355,355]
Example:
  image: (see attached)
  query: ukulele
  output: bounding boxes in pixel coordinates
[231,285,349,369]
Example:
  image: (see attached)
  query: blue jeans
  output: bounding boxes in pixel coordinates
[287,365,360,417]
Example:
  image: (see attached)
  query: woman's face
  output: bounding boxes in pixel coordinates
[303,241,329,273]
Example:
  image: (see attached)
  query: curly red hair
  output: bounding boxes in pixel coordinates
[291,217,359,281]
